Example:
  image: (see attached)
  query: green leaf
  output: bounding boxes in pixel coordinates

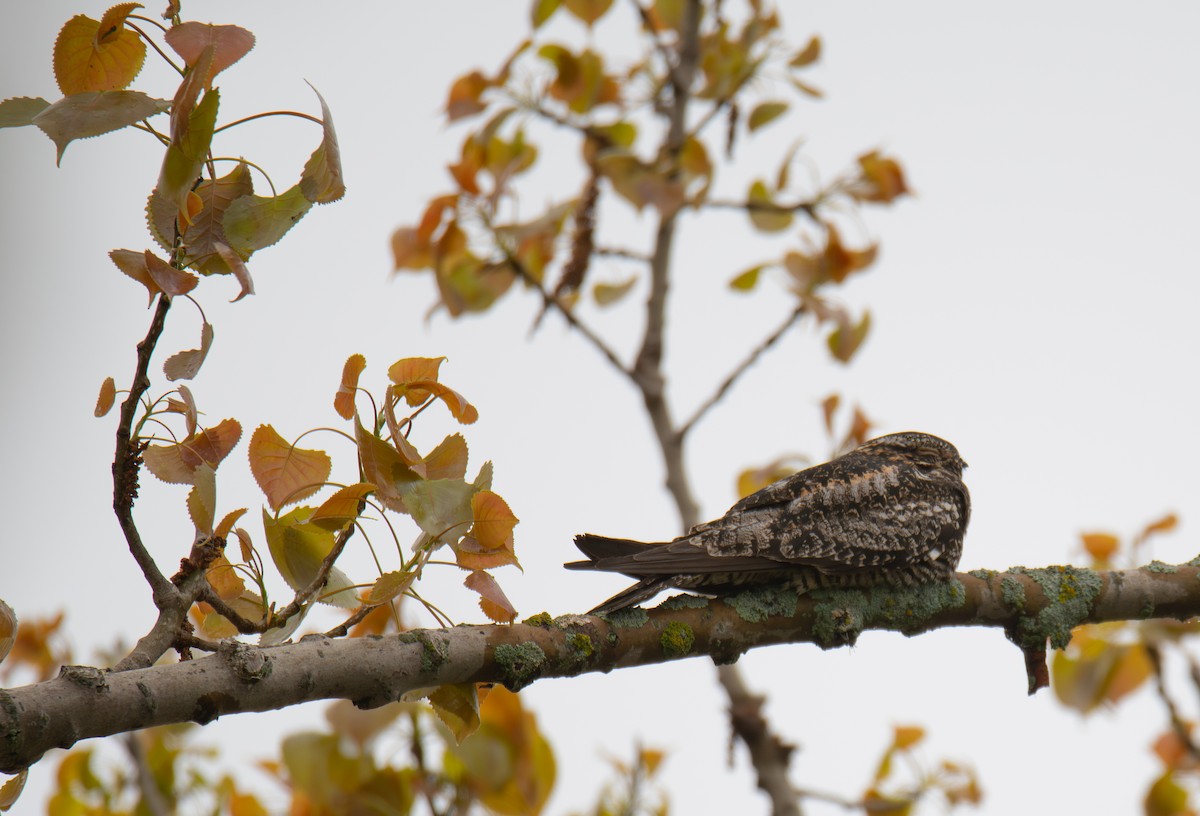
[747,180,792,232]
[729,264,766,291]
[34,91,169,165]
[262,507,358,608]
[747,101,788,132]
[531,0,562,27]
[827,310,871,364]
[299,82,345,204]
[222,184,314,256]
[155,87,220,221]
[0,97,50,128]
[429,683,481,743]
[404,479,477,545]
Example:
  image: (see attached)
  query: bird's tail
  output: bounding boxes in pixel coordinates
[585,577,675,616]
[565,533,662,569]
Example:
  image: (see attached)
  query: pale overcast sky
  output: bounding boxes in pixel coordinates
[3,2,1199,814]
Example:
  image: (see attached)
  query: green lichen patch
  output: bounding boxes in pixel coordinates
[603,607,649,628]
[660,621,695,658]
[397,632,450,675]
[809,580,967,649]
[1146,560,1178,574]
[523,612,555,627]
[494,642,546,692]
[660,594,710,610]
[723,585,798,623]
[1186,554,1200,569]
[1009,566,1104,650]
[567,633,594,658]
[967,568,999,581]
[1000,575,1027,612]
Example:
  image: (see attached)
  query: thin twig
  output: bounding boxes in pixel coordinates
[595,246,652,263]
[1147,642,1200,760]
[705,197,820,223]
[113,294,175,604]
[124,733,172,816]
[678,303,806,439]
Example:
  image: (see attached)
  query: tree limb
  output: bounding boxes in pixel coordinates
[5,562,1198,773]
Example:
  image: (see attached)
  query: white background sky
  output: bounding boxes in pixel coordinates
[3,1,1200,814]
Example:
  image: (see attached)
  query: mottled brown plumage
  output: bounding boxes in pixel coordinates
[566,432,970,615]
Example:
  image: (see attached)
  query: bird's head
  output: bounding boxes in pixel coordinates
[856,432,967,479]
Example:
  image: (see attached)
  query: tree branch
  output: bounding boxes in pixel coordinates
[112,294,175,605]
[678,303,806,440]
[6,562,1198,773]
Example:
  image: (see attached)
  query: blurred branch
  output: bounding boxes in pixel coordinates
[678,303,806,440]
[1147,641,1200,762]
[8,563,1200,773]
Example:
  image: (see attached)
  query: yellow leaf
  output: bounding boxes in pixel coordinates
[747,101,788,132]
[429,683,482,743]
[728,264,765,292]
[333,354,367,420]
[54,6,147,94]
[747,180,792,232]
[789,36,821,68]
[94,376,116,417]
[423,434,469,481]
[593,276,637,306]
[263,507,358,608]
[0,767,29,811]
[248,425,331,512]
[187,463,217,534]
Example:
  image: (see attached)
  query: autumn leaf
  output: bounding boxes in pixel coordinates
[310,482,375,531]
[146,162,256,274]
[1081,532,1120,563]
[214,507,247,539]
[33,91,168,165]
[747,101,788,132]
[454,535,519,572]
[142,418,242,484]
[333,354,367,420]
[215,243,254,301]
[827,310,871,364]
[222,184,314,256]
[404,479,477,544]
[464,569,517,623]
[53,6,147,95]
[395,380,479,424]
[187,463,217,534]
[354,417,423,513]
[248,425,332,512]
[789,36,821,68]
[0,599,16,666]
[729,263,766,292]
[892,725,925,750]
[205,553,246,601]
[163,22,255,85]
[593,277,637,306]
[157,85,219,226]
[0,97,51,128]
[851,151,909,204]
[366,570,414,606]
[94,376,116,417]
[387,357,447,403]
[299,82,345,204]
[262,507,358,608]
[430,683,482,743]
[469,491,519,551]
[422,434,469,481]
[163,321,214,381]
[446,71,490,122]
[747,180,792,232]
[563,0,614,26]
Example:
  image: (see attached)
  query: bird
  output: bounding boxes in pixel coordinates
[566,431,970,615]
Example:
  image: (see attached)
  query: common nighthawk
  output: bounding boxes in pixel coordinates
[566,432,970,615]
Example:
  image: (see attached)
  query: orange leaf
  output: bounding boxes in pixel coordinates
[387,357,447,404]
[446,71,489,122]
[206,553,246,601]
[454,535,519,571]
[215,243,254,302]
[163,22,255,85]
[429,683,481,743]
[789,36,821,68]
[354,418,422,513]
[310,482,375,531]
[334,354,367,420]
[143,250,198,297]
[54,6,147,95]
[215,507,248,539]
[469,491,519,550]
[423,434,469,481]
[143,418,242,484]
[464,570,517,623]
[892,725,925,750]
[398,379,479,424]
[1139,513,1180,543]
[1081,532,1119,562]
[95,376,116,417]
[248,425,331,512]
[851,151,909,204]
